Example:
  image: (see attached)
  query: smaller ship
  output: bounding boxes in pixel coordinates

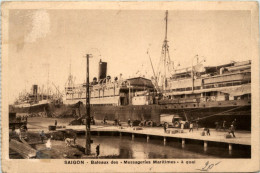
[10,84,62,116]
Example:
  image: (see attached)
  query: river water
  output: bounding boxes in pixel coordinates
[76,135,250,159]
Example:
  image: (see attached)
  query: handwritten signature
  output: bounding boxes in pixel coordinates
[196,161,221,171]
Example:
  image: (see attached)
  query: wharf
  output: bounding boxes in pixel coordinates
[9,139,37,159]
[60,125,251,150]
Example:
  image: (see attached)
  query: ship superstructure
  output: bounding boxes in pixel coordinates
[160,59,251,105]
[154,11,251,105]
[64,60,156,106]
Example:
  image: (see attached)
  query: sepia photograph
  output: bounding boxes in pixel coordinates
[1,1,259,172]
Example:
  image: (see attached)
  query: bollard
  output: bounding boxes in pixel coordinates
[182,139,185,145]
[120,132,122,137]
[132,134,135,140]
[229,144,232,151]
[147,135,150,142]
[204,141,208,148]
[97,131,100,136]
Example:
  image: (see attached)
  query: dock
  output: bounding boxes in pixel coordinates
[60,125,251,151]
[9,139,37,159]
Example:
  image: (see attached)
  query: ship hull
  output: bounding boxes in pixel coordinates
[10,99,251,130]
[64,99,251,131]
[90,106,250,130]
[9,103,54,117]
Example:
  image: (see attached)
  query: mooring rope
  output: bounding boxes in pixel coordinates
[194,105,247,121]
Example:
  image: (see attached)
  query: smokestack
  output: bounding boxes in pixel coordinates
[98,59,107,81]
[33,85,38,101]
[33,85,38,96]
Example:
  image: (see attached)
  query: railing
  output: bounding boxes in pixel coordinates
[164,80,250,94]
[203,80,250,89]
[159,98,199,104]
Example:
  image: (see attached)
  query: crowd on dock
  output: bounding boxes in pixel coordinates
[160,118,237,138]
[102,115,238,138]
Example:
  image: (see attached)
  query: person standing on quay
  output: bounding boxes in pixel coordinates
[215,121,219,131]
[163,123,167,133]
[229,125,236,137]
[128,119,131,127]
[55,120,57,126]
[181,122,184,130]
[40,130,45,143]
[206,128,210,136]
[222,120,226,131]
[196,120,199,130]
[96,144,100,158]
[103,117,106,124]
[189,122,193,132]
[232,119,237,130]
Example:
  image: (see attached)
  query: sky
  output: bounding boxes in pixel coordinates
[8,10,251,103]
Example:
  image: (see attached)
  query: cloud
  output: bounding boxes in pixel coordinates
[25,10,50,43]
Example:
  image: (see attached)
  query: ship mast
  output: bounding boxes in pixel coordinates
[158,10,171,91]
[67,59,74,87]
[69,58,72,79]
[163,10,168,90]
[47,64,50,100]
[164,10,168,42]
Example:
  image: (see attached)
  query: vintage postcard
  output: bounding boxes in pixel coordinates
[1,1,259,172]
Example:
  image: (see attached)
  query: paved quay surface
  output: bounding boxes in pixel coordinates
[26,118,250,146]
[64,124,251,146]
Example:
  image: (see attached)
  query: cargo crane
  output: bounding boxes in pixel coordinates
[147,49,160,93]
[52,82,63,100]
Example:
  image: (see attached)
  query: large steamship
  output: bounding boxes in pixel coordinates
[63,11,251,130]
[64,57,251,130]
